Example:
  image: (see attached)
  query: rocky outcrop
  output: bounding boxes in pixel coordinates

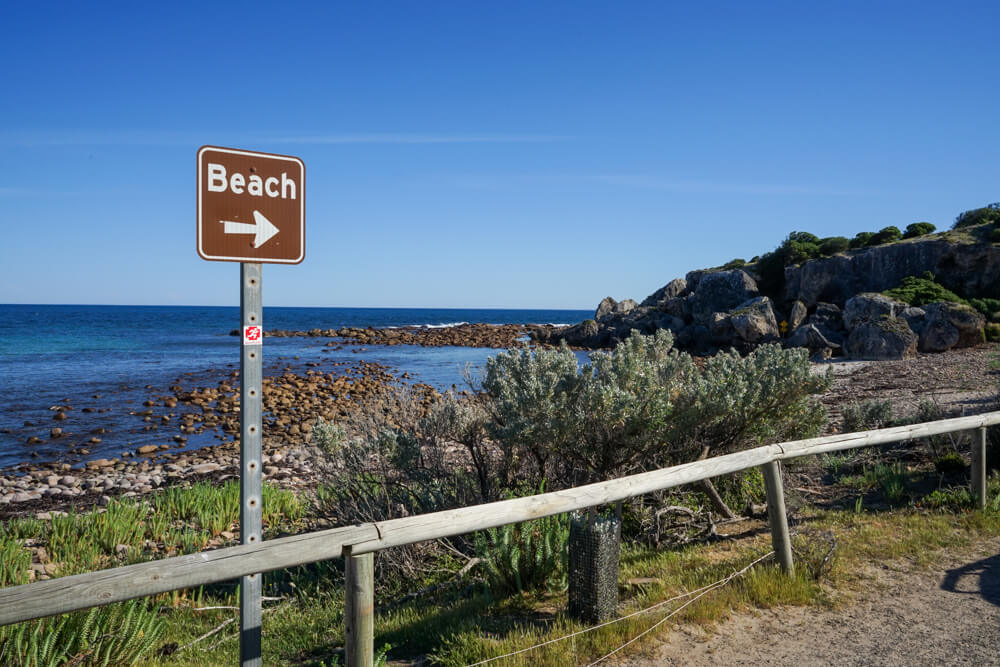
[784,238,1000,308]
[730,297,780,344]
[545,234,993,357]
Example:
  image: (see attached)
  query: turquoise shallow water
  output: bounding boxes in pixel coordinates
[0,304,591,469]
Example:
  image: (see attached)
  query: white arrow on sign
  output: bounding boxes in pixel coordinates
[219,210,279,248]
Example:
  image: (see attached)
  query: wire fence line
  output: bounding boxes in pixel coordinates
[465,551,776,667]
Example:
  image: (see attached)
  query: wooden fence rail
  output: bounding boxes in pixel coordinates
[1,411,998,663]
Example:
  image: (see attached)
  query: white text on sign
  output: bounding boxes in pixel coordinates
[207,164,297,200]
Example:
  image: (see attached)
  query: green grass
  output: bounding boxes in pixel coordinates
[0,480,306,664]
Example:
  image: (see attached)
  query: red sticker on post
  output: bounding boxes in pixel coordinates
[243,325,263,345]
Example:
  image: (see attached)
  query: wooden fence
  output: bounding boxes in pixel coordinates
[0,411,998,665]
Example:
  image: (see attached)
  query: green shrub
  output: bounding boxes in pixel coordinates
[752,232,824,297]
[841,399,894,433]
[969,298,1000,321]
[991,226,1000,243]
[874,463,909,504]
[985,323,1000,342]
[869,225,902,245]
[903,222,936,238]
[474,507,569,596]
[953,203,1000,229]
[721,258,747,269]
[818,236,849,255]
[784,239,820,265]
[934,451,966,473]
[849,232,875,249]
[753,249,786,298]
[921,487,973,510]
[312,418,348,454]
[883,273,966,307]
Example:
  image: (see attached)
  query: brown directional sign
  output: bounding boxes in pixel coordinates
[197,146,305,264]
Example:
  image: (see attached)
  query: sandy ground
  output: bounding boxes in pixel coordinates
[622,537,1000,666]
[618,538,1000,665]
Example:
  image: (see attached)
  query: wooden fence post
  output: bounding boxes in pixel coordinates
[972,427,988,510]
[762,460,794,574]
[345,546,374,667]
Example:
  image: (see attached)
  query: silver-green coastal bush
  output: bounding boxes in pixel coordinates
[314,331,830,530]
[482,330,830,485]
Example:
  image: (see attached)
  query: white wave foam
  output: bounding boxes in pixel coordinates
[409,321,470,329]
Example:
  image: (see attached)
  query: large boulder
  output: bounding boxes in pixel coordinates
[690,270,759,324]
[709,312,736,345]
[641,278,688,308]
[659,296,690,320]
[595,297,639,323]
[807,302,845,345]
[786,323,841,353]
[900,306,927,334]
[557,319,608,348]
[730,297,780,344]
[787,300,808,332]
[919,302,986,352]
[845,317,918,360]
[843,293,905,330]
[614,299,639,316]
[595,297,617,321]
[685,269,708,293]
[656,314,686,333]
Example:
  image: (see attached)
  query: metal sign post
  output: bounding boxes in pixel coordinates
[196,145,304,665]
[239,263,264,665]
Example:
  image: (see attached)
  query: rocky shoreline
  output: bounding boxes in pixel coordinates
[3,320,572,513]
[0,356,444,517]
[0,439,321,520]
[234,322,568,348]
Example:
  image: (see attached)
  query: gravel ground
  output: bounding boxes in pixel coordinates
[818,343,999,427]
[625,537,1000,666]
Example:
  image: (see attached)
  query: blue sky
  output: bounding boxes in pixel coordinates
[1,2,998,309]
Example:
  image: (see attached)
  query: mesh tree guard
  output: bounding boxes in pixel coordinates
[568,512,621,623]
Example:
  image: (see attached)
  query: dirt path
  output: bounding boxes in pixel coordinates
[625,538,1000,666]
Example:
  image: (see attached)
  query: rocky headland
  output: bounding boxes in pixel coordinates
[539,224,1000,361]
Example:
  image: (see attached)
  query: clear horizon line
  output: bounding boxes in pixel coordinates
[0,301,595,311]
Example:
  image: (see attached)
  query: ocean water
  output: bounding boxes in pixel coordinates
[0,304,591,470]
